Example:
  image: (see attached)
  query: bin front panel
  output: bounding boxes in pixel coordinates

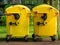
[5,5,30,37]
[33,4,58,36]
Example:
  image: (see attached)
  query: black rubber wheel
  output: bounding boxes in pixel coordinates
[33,37,38,41]
[32,35,38,41]
[6,35,11,41]
[32,34,34,38]
[24,35,29,41]
[51,36,55,42]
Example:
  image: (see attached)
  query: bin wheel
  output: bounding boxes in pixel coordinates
[6,35,11,41]
[24,35,29,41]
[32,34,34,38]
[50,36,55,42]
[32,35,38,41]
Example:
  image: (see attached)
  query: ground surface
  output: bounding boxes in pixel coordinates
[0,40,60,45]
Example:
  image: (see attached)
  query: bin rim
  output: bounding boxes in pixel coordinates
[5,13,20,16]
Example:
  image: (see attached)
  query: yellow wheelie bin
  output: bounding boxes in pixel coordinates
[32,4,58,41]
[5,5,31,41]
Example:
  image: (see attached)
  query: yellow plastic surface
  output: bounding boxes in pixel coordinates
[32,4,58,36]
[5,5,31,37]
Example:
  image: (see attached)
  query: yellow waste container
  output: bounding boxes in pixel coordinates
[5,5,31,41]
[32,4,58,41]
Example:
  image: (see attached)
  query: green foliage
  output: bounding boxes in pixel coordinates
[4,4,12,10]
[25,0,29,4]
[0,16,6,26]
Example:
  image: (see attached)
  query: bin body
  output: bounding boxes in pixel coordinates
[5,5,30,38]
[32,4,58,36]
